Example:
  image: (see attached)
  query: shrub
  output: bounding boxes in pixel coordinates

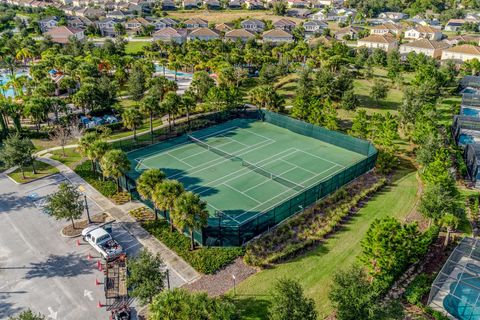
[142,220,244,274]
[404,273,433,305]
[74,161,117,197]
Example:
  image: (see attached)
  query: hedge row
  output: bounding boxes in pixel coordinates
[244,174,387,267]
[74,161,117,197]
[142,220,244,274]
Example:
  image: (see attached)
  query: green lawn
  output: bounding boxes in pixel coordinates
[50,147,84,169]
[233,167,419,319]
[107,118,164,140]
[8,160,59,183]
[125,41,152,54]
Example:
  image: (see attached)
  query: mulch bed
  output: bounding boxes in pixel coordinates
[182,257,257,297]
[111,192,131,205]
[130,206,156,221]
[61,213,109,237]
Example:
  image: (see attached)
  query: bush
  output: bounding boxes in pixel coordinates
[74,161,117,197]
[142,220,244,274]
[404,273,433,305]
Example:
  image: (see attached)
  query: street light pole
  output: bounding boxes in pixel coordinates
[84,194,91,224]
[232,274,236,296]
[166,269,170,290]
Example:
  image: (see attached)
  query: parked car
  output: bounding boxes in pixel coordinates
[82,226,123,261]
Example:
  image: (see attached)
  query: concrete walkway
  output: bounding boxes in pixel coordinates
[37,156,200,285]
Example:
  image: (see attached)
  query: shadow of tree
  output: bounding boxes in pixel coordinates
[24,252,95,280]
[234,295,271,320]
[0,293,23,319]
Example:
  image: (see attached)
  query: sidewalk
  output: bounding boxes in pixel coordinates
[37,156,200,285]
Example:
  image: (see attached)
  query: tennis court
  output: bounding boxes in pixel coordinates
[127,118,367,226]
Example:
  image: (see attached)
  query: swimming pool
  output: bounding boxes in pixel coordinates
[462,107,480,118]
[459,134,476,145]
[154,65,192,78]
[443,272,480,320]
[462,87,479,95]
[0,70,29,98]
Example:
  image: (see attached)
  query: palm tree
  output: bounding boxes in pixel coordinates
[440,213,460,247]
[140,94,161,138]
[136,169,166,220]
[161,92,181,132]
[90,140,111,174]
[122,108,143,140]
[182,91,196,127]
[15,48,34,67]
[152,179,184,231]
[172,191,208,250]
[77,132,100,172]
[100,149,131,192]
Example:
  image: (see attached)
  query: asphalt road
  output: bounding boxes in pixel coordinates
[0,173,183,319]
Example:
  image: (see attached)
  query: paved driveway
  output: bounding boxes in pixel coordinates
[0,173,182,319]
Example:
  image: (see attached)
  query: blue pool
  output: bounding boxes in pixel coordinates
[462,107,480,118]
[0,70,29,98]
[154,65,192,78]
[462,87,479,95]
[443,272,480,320]
[459,134,476,145]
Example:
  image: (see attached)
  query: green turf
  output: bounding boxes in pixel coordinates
[127,118,366,224]
[232,167,419,319]
[8,160,59,183]
[125,41,151,54]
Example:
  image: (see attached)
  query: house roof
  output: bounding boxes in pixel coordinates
[188,27,219,37]
[412,25,440,33]
[359,34,397,43]
[184,18,208,25]
[370,22,402,30]
[225,28,255,38]
[153,27,187,37]
[215,23,233,32]
[46,25,83,36]
[446,19,466,26]
[401,39,450,50]
[304,20,328,27]
[335,26,362,34]
[126,17,150,25]
[241,19,265,26]
[273,18,296,27]
[448,35,480,44]
[263,28,292,38]
[443,44,480,55]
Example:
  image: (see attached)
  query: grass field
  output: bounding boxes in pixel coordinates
[128,118,366,225]
[165,9,304,23]
[50,148,84,169]
[8,160,59,183]
[125,41,152,54]
[233,166,419,319]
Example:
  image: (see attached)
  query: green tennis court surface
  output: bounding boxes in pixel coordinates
[127,118,367,225]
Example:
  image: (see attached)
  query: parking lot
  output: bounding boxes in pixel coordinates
[0,172,182,319]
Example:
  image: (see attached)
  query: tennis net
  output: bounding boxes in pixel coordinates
[242,160,305,191]
[187,135,241,161]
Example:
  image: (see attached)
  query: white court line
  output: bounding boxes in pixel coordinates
[243,128,275,142]
[224,136,249,147]
[134,126,240,162]
[165,152,194,168]
[180,139,237,161]
[207,202,241,223]
[242,165,300,193]
[295,149,346,168]
[171,139,276,180]
[189,148,298,194]
[234,164,345,221]
[280,159,317,175]
[221,183,262,204]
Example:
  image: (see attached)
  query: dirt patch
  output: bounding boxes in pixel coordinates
[183,257,257,297]
[61,213,109,237]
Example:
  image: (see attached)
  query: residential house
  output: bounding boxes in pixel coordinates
[67,16,93,29]
[75,8,105,20]
[38,16,58,32]
[286,8,311,18]
[187,27,220,41]
[399,39,450,59]
[125,17,150,34]
[441,44,480,62]
[404,25,443,41]
[408,15,440,27]
[106,10,127,20]
[61,6,78,15]
[228,0,242,8]
[303,20,328,33]
[245,0,264,9]
[445,35,480,46]
[160,18,178,28]
[205,0,221,9]
[313,0,344,8]
[262,28,294,43]
[161,0,176,9]
[445,19,466,32]
[332,8,356,23]
[311,11,334,21]
[369,22,402,36]
[46,26,85,44]
[183,0,200,8]
[465,13,480,23]
[287,0,308,8]
[184,18,208,29]
[241,19,265,32]
[153,27,187,43]
[96,18,118,36]
[357,34,398,51]
[215,23,233,33]
[378,12,408,22]
[224,28,255,42]
[273,18,296,31]
[334,26,363,40]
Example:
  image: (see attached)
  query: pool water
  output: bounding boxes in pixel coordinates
[0,70,29,98]
[443,272,480,320]
[459,134,476,145]
[462,107,480,118]
[154,65,192,78]
[462,87,479,95]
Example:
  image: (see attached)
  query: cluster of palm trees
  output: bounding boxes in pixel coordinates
[137,168,208,250]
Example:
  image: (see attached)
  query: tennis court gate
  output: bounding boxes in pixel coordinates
[124,109,378,247]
